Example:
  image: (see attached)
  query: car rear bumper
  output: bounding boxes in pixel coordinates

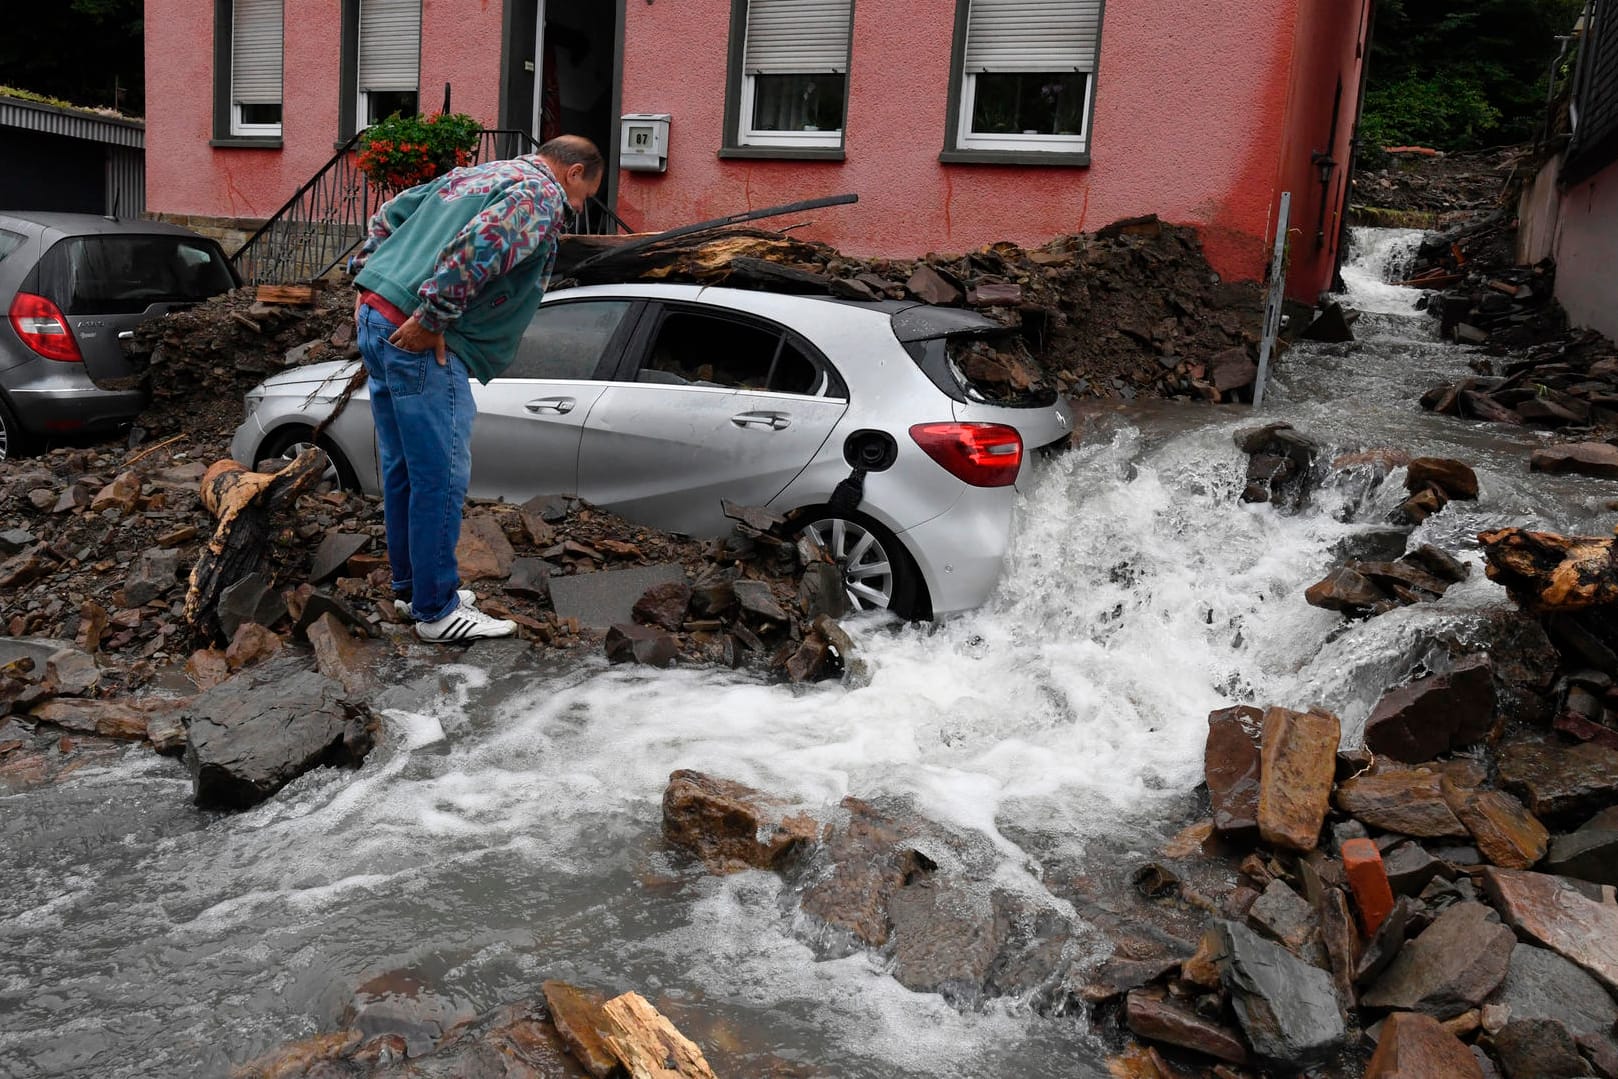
[896,484,1016,617]
[5,358,145,434]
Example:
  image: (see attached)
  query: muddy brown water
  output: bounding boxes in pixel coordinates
[1,228,1612,1078]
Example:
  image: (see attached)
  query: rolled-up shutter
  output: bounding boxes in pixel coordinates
[963,0,1100,73]
[359,0,421,92]
[743,0,853,75]
[232,0,283,104]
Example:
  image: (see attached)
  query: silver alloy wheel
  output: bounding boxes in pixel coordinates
[802,517,896,611]
[275,439,340,486]
[0,420,8,460]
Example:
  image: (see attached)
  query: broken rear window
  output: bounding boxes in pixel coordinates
[903,331,1057,407]
[34,235,237,315]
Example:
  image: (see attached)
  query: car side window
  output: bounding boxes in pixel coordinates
[0,229,23,262]
[637,309,842,398]
[506,300,632,380]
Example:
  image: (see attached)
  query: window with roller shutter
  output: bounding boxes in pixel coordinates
[216,0,284,137]
[722,0,854,156]
[944,0,1103,163]
[356,0,421,129]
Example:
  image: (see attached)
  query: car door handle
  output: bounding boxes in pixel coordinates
[731,411,790,431]
[117,330,135,341]
[524,396,576,415]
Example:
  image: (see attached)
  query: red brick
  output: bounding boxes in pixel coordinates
[1341,837,1395,936]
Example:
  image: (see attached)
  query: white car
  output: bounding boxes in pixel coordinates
[230,284,1072,618]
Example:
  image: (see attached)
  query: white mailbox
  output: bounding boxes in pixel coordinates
[620,113,671,172]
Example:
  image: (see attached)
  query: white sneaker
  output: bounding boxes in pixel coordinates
[414,598,517,642]
[395,589,477,619]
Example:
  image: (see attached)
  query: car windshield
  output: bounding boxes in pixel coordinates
[35,234,236,315]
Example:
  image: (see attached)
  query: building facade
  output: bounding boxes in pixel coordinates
[145,0,1370,300]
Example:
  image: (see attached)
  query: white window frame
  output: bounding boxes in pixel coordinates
[354,0,422,132]
[736,0,852,149]
[954,0,1100,155]
[229,0,284,137]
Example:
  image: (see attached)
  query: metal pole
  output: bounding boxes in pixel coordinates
[1252,191,1292,409]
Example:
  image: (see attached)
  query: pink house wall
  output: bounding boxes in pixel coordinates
[144,0,505,223]
[617,0,1306,289]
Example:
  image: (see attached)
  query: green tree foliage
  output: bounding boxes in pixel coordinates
[0,0,144,115]
[1362,0,1584,150]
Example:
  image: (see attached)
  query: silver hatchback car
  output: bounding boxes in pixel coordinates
[231,284,1073,618]
[0,212,238,457]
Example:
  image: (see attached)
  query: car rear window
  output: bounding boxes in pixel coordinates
[34,234,236,315]
[0,229,24,262]
[904,331,1058,407]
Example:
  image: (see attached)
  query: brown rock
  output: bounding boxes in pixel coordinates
[1364,1011,1484,1079]
[1407,457,1479,500]
[632,580,691,632]
[1494,1018,1590,1079]
[1181,929,1224,989]
[1247,879,1319,957]
[1361,901,1515,1019]
[1306,565,1390,614]
[456,515,516,580]
[661,770,818,874]
[1483,867,1618,992]
[1334,770,1469,837]
[75,601,109,653]
[1401,486,1449,523]
[1258,707,1340,852]
[185,648,231,690]
[1531,442,1618,479]
[966,282,1023,307]
[306,613,373,697]
[1363,655,1497,762]
[225,622,284,670]
[28,699,149,740]
[90,470,142,516]
[1126,990,1249,1065]
[1205,707,1265,840]
[539,980,618,1078]
[604,623,677,668]
[1211,346,1257,392]
[905,264,962,305]
[1441,781,1549,869]
[1497,737,1618,822]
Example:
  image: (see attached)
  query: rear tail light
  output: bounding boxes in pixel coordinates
[8,292,82,362]
[909,422,1023,487]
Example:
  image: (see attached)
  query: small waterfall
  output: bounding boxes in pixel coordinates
[1338,227,1430,315]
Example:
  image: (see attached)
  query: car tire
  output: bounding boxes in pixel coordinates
[798,510,931,621]
[258,425,359,490]
[0,394,27,461]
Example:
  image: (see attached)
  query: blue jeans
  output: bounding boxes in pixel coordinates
[356,304,475,622]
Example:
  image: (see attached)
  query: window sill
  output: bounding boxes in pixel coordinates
[210,137,284,149]
[939,148,1091,167]
[719,146,846,162]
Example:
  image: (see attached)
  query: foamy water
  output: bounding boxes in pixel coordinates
[3,228,1611,1078]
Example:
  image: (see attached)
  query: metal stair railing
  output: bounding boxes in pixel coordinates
[231,127,632,286]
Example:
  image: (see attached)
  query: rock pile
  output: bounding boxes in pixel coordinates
[561,216,1267,404]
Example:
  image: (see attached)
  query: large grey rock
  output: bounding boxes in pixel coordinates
[123,547,181,607]
[217,572,289,639]
[181,657,377,810]
[1215,920,1345,1068]
[1493,1018,1591,1079]
[1488,943,1618,1047]
[309,530,370,583]
[1361,901,1515,1019]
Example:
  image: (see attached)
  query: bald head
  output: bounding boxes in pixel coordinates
[536,135,605,183]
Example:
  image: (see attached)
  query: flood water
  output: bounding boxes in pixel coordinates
[2,229,1611,1077]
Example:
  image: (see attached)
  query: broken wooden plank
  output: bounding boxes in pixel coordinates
[600,992,718,1079]
[255,283,320,306]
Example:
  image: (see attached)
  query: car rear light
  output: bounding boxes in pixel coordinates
[8,292,82,362]
[909,422,1023,487]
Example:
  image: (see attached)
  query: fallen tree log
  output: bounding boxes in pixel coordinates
[557,228,834,288]
[185,449,329,642]
[1479,526,1618,612]
[600,992,718,1079]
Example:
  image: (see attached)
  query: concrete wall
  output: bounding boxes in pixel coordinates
[144,0,505,224]
[1555,159,1618,342]
[1516,156,1562,266]
[616,0,1309,289]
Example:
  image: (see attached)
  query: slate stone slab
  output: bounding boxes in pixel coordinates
[181,657,377,810]
[218,572,289,639]
[309,531,370,584]
[1364,654,1496,762]
[1206,705,1264,838]
[1484,867,1618,993]
[1497,736,1618,823]
[549,564,686,630]
[1216,920,1346,1068]
[1543,813,1618,886]
[1361,901,1515,1019]
[1488,943,1618,1045]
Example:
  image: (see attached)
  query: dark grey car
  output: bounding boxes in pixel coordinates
[0,212,239,458]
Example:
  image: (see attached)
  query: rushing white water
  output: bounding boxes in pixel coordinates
[3,228,1612,1078]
